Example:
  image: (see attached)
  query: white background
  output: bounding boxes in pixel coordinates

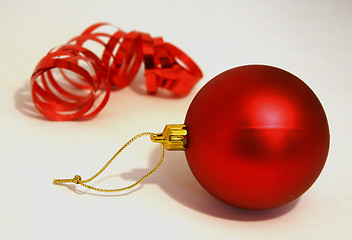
[1,0,351,239]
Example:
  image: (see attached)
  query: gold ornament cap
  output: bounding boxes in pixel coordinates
[150,124,187,151]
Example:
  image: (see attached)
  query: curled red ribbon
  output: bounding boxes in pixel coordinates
[31,23,203,121]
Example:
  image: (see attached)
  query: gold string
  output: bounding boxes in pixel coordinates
[53,132,165,192]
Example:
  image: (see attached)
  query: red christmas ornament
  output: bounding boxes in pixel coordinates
[185,65,330,210]
[45,24,330,211]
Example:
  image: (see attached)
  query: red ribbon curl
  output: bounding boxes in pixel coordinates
[31,23,203,121]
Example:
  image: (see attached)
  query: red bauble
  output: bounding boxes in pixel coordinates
[185,65,330,210]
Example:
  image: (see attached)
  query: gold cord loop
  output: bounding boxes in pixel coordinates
[53,132,165,193]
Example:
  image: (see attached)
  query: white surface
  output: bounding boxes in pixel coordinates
[1,0,351,239]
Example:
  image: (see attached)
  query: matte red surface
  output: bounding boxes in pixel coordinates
[185,65,330,210]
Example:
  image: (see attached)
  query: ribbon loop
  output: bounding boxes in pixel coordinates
[31,23,203,121]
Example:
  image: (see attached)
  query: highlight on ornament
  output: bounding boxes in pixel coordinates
[30,23,203,121]
[53,65,330,210]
